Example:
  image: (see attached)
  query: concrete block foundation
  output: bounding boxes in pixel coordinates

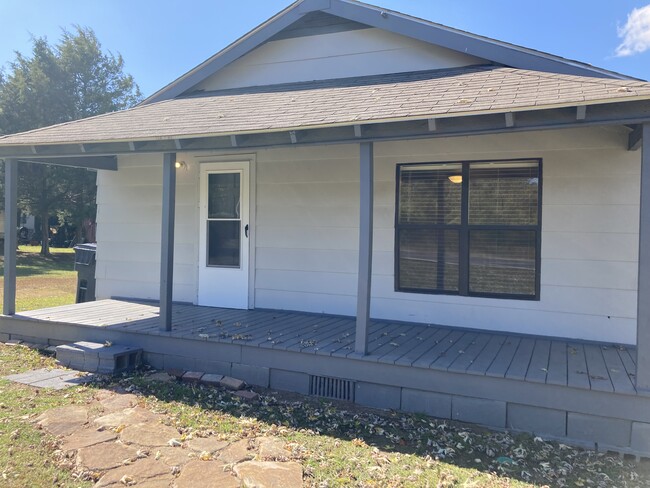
[401,388,451,419]
[355,382,401,410]
[452,396,506,429]
[507,404,567,438]
[270,369,310,395]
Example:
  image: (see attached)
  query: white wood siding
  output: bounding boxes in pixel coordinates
[194,28,486,91]
[94,126,640,344]
[95,153,199,303]
[254,127,640,344]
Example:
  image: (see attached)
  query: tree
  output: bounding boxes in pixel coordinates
[0,27,141,255]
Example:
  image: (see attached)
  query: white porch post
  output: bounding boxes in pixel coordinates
[355,142,374,355]
[637,124,650,391]
[3,159,17,315]
[159,153,176,331]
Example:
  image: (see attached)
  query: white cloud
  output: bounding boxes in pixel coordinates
[616,4,650,56]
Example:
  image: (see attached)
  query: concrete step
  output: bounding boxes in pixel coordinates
[56,341,142,375]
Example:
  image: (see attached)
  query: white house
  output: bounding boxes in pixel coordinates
[1,0,650,455]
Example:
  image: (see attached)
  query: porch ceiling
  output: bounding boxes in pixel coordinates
[1,65,650,159]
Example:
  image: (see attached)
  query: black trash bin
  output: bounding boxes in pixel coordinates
[74,243,97,303]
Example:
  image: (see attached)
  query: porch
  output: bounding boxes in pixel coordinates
[9,298,638,394]
[2,298,649,455]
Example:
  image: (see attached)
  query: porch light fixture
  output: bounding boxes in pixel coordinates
[448,175,462,184]
[175,160,187,170]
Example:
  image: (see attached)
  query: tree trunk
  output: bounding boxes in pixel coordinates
[40,212,50,256]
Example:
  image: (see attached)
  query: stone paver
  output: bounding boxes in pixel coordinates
[61,428,117,451]
[200,373,224,386]
[175,459,240,488]
[120,422,179,447]
[154,446,196,468]
[166,368,185,379]
[219,376,246,390]
[36,405,88,437]
[187,437,229,454]
[257,437,290,461]
[77,442,138,471]
[218,439,255,464]
[93,457,173,487]
[22,369,308,487]
[5,367,93,390]
[95,392,139,412]
[181,371,204,383]
[94,407,160,430]
[234,461,303,488]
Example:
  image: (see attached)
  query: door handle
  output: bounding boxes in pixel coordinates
[245,224,249,238]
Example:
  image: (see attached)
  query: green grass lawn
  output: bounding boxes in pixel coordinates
[0,246,77,311]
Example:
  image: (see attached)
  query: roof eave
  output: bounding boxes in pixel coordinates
[2,98,650,159]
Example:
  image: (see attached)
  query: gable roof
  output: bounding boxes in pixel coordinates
[2,66,649,148]
[142,0,635,106]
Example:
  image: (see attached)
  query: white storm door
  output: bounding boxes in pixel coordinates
[198,162,249,308]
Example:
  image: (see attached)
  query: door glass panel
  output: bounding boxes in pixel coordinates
[208,173,240,219]
[207,221,240,267]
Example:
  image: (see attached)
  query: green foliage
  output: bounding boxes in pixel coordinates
[0,26,141,254]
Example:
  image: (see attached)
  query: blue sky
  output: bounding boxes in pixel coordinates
[1,0,650,97]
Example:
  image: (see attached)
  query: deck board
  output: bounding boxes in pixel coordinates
[505,338,535,381]
[618,347,638,385]
[485,336,520,378]
[545,341,568,386]
[393,328,450,366]
[285,318,351,352]
[601,346,636,394]
[583,345,614,392]
[281,317,336,351]
[341,322,395,358]
[525,339,551,384]
[447,333,491,373]
[567,343,591,390]
[365,323,417,361]
[466,335,506,376]
[379,325,442,364]
[413,330,464,369]
[16,299,636,395]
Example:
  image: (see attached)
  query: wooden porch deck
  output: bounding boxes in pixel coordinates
[18,299,638,396]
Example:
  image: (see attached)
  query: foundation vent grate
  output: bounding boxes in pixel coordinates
[309,375,354,401]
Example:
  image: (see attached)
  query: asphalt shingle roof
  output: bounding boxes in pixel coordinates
[2,65,650,147]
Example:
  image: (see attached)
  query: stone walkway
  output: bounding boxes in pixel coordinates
[34,381,304,487]
[4,367,94,389]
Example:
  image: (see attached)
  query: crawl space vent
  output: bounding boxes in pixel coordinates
[309,375,354,401]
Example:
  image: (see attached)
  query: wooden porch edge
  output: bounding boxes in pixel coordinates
[1,313,648,425]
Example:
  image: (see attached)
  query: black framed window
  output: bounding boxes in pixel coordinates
[396,159,541,300]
